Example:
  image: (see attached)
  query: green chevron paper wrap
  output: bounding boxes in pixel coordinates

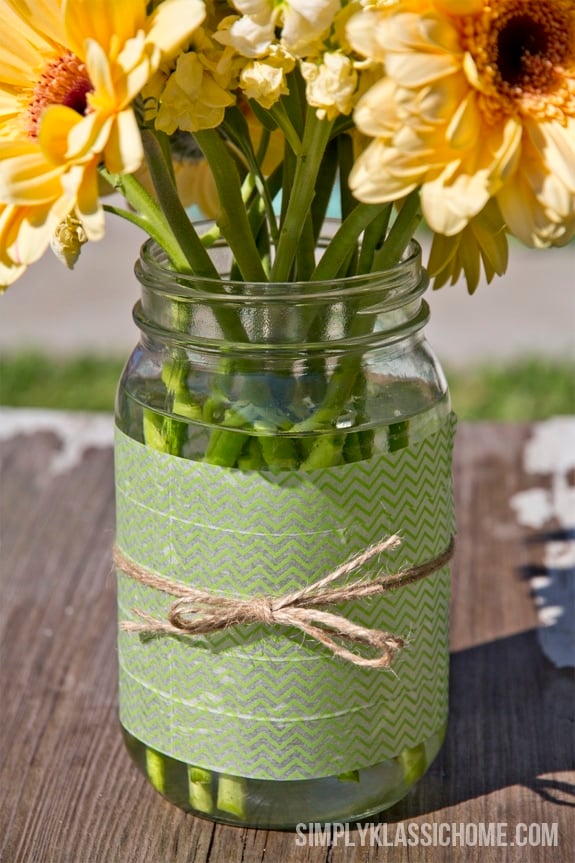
[115,414,456,781]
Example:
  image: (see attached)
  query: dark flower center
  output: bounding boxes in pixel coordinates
[497,14,549,86]
[491,1,573,96]
[62,78,93,115]
[27,52,93,138]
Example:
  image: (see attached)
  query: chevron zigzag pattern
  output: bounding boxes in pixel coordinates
[115,415,456,780]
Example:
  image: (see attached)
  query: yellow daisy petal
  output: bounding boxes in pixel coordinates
[6,0,68,48]
[445,91,480,150]
[63,0,147,61]
[85,37,116,104]
[65,161,105,242]
[0,2,57,86]
[435,0,483,16]
[0,140,65,204]
[0,197,67,265]
[9,206,59,264]
[384,49,460,88]
[104,108,143,175]
[528,120,575,194]
[146,0,206,58]
[38,104,82,164]
[0,0,208,288]
[0,255,27,290]
[67,110,113,163]
[349,0,575,254]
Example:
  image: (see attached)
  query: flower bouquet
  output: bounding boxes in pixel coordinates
[2,0,573,829]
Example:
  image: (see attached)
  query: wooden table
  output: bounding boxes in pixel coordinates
[1,411,573,863]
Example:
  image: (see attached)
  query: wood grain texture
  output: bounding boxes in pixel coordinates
[1,417,573,863]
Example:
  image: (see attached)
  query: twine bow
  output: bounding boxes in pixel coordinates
[114,535,454,669]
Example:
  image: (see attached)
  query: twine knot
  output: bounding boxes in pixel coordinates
[115,535,454,669]
[250,596,276,626]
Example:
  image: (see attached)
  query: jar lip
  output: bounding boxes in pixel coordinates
[137,226,424,302]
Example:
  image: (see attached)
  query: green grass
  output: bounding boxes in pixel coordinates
[1,353,573,421]
[447,358,574,421]
[0,354,124,412]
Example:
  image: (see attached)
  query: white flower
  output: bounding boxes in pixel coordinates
[301,52,358,119]
[219,0,341,58]
[217,9,275,58]
[154,52,235,133]
[240,48,295,107]
[282,0,341,55]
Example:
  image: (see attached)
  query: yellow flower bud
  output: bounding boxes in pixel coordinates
[50,216,88,270]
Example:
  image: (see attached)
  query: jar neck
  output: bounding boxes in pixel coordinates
[133,238,430,352]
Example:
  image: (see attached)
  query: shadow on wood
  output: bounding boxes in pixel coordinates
[387,627,574,821]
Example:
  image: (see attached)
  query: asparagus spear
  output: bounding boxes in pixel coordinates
[188,765,214,814]
[145,747,167,794]
[396,741,427,788]
[217,774,248,819]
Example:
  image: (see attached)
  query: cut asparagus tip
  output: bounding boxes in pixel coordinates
[188,766,214,814]
[396,741,427,788]
[388,420,410,452]
[337,769,360,783]
[217,774,248,819]
[145,747,166,794]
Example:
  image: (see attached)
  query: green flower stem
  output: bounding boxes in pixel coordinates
[188,766,214,814]
[145,747,166,794]
[141,130,219,278]
[289,291,379,445]
[255,213,272,278]
[396,742,427,788]
[279,139,296,228]
[143,305,203,456]
[271,110,334,281]
[268,101,302,155]
[338,769,360,783]
[100,171,192,274]
[237,437,265,470]
[388,420,410,452]
[275,67,307,142]
[358,205,392,274]
[258,434,300,470]
[255,125,271,163]
[143,410,187,456]
[337,134,356,222]
[196,160,282,253]
[217,775,247,819]
[300,433,345,469]
[310,203,390,282]
[194,129,268,283]
[311,136,338,237]
[222,109,279,248]
[342,431,364,463]
[296,213,317,281]
[359,429,376,460]
[204,420,250,467]
[244,163,284,261]
[372,190,423,271]
[291,354,362,436]
[203,383,298,467]
[101,201,177,254]
[162,355,202,424]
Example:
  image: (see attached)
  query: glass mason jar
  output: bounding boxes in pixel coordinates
[114,230,455,829]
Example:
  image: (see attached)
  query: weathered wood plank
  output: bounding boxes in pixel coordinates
[1,414,573,863]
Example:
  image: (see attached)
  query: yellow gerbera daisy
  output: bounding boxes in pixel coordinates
[0,0,205,287]
[348,0,575,249]
[427,200,509,294]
